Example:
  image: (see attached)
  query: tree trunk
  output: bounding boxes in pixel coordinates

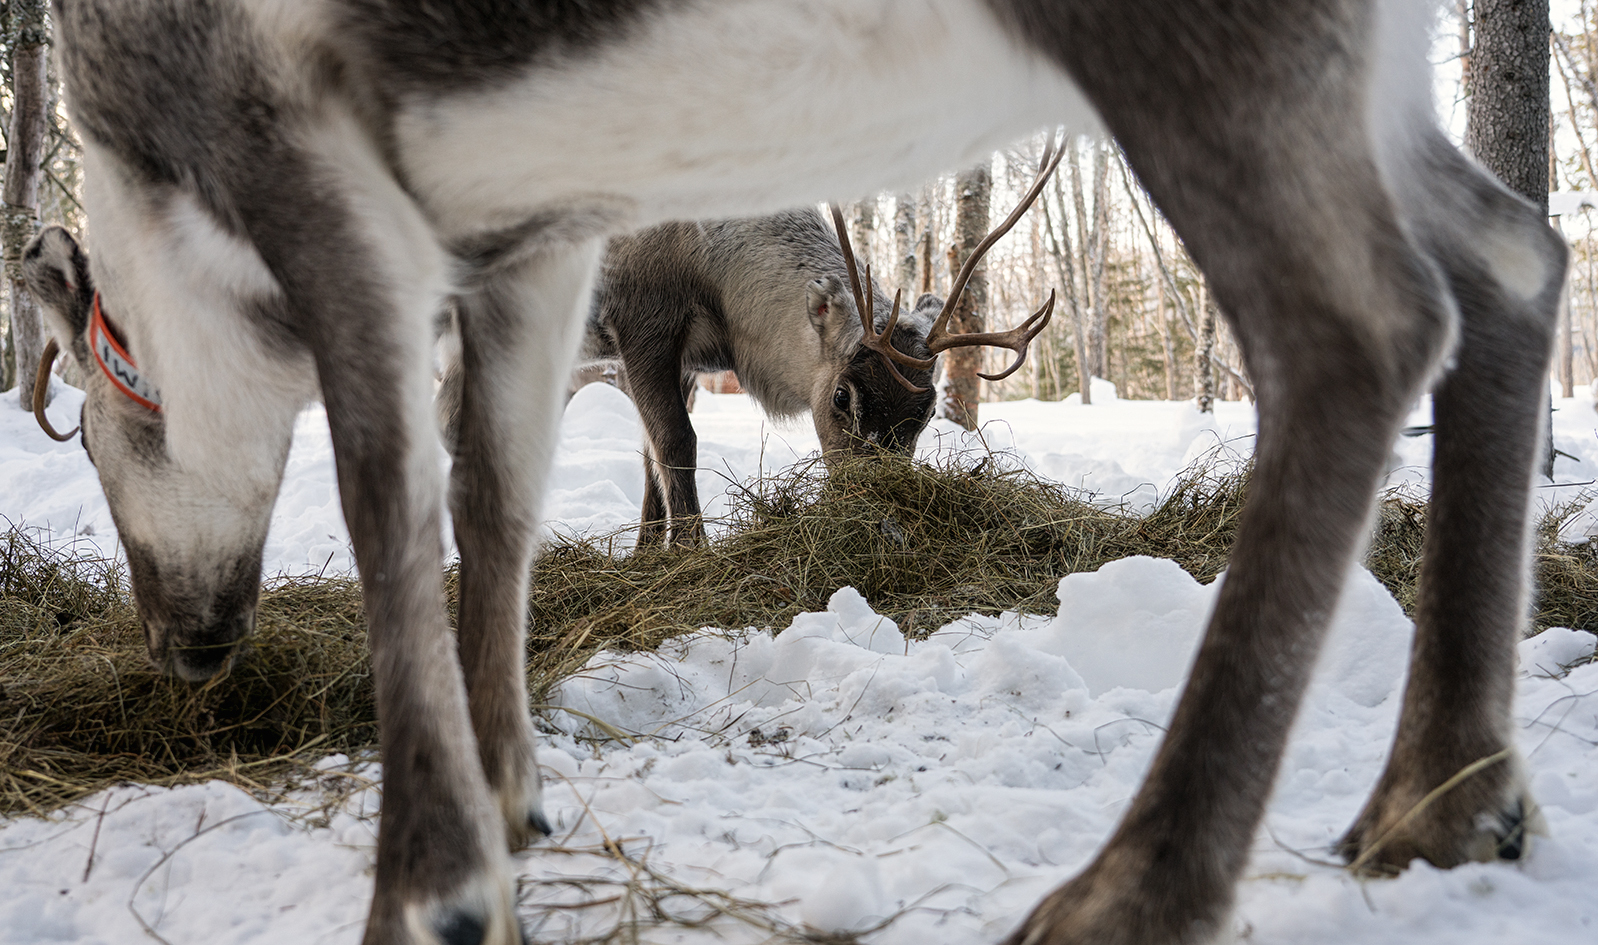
[1158,274,1178,400]
[894,193,918,294]
[1086,142,1111,382]
[1557,217,1574,396]
[939,162,991,430]
[1466,0,1548,207]
[1039,164,1086,403]
[919,225,935,296]
[1464,0,1552,473]
[850,198,876,281]
[1068,146,1094,403]
[5,0,49,408]
[1196,281,1217,414]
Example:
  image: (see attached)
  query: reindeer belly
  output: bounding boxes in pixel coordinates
[391,0,1093,242]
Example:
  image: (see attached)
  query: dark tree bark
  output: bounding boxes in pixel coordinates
[1463,0,1553,474]
[939,162,991,430]
[4,0,49,408]
[1465,0,1549,210]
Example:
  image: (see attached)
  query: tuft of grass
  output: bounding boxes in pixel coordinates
[2,454,1595,814]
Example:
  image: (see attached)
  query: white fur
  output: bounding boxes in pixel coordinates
[82,143,309,491]
[74,143,302,595]
[481,242,604,522]
[391,0,1093,238]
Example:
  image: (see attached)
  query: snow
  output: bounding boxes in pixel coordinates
[2,379,1597,944]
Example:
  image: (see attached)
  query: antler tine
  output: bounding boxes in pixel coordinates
[926,130,1067,344]
[828,205,934,393]
[34,338,80,442]
[944,289,1055,381]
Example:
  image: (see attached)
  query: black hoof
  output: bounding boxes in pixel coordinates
[528,807,553,839]
[436,912,485,945]
[1495,798,1530,860]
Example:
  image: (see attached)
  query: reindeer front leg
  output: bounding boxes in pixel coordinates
[997,27,1456,940]
[283,132,519,945]
[1007,305,1438,943]
[450,240,601,849]
[628,348,706,548]
[322,337,518,944]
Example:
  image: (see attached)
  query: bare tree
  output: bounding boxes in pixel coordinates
[1086,141,1111,383]
[850,198,877,278]
[939,161,991,429]
[893,192,918,292]
[1195,282,1217,414]
[1158,273,1178,400]
[4,0,49,408]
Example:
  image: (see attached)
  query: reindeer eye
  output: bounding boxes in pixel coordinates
[832,387,850,412]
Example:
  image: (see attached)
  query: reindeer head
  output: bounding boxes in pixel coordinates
[816,136,1064,454]
[804,274,942,454]
[24,226,285,682]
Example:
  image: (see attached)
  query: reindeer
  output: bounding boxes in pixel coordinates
[439,195,1052,548]
[27,2,1561,944]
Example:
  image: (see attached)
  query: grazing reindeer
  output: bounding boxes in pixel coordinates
[574,208,944,548]
[441,196,1051,548]
[28,2,1562,944]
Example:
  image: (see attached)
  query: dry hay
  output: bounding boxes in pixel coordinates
[3,454,1596,816]
[0,527,375,816]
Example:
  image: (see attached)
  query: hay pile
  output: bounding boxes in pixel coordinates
[2,454,1595,814]
[524,453,1252,688]
[0,528,375,815]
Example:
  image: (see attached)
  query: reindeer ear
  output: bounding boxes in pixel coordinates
[23,227,95,361]
[912,293,943,315]
[805,277,840,336]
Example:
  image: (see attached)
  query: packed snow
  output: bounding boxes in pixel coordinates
[2,379,1597,944]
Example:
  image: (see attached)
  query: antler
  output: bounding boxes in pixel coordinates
[34,338,80,442]
[827,204,926,392]
[827,130,1066,393]
[923,132,1066,381]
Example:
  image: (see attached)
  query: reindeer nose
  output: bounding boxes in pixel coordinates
[169,641,237,682]
[161,610,253,682]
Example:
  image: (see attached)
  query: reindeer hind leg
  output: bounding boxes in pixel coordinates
[1338,134,1565,874]
[451,241,603,850]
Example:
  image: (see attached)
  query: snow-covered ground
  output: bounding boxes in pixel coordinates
[2,379,1597,944]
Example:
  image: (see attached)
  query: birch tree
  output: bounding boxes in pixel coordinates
[939,162,991,429]
[4,0,49,408]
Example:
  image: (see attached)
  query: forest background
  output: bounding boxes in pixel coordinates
[3,1,1596,421]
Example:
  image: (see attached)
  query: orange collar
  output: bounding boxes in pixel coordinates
[89,293,161,411]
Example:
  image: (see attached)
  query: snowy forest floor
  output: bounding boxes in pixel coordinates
[1,379,1596,944]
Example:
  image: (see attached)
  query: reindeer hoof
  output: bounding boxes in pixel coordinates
[436,912,487,945]
[999,856,1230,945]
[500,790,552,851]
[527,807,553,841]
[1337,760,1542,876]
